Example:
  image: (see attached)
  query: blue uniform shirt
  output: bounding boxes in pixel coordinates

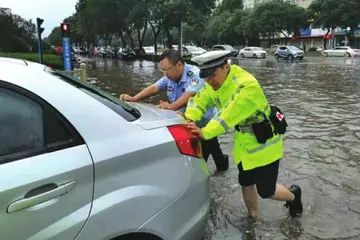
[155,64,216,127]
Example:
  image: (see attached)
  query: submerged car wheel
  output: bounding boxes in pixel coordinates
[275,54,279,60]
[288,54,294,61]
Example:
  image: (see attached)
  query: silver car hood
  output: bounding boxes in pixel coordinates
[128,102,185,130]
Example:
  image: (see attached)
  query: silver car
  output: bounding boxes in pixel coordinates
[0,57,210,240]
[274,46,304,60]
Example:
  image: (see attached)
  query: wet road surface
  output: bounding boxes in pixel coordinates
[85,56,360,240]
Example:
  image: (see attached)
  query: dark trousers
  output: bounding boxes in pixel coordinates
[201,137,228,171]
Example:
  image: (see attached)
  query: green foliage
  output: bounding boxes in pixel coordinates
[309,0,360,47]
[0,14,36,52]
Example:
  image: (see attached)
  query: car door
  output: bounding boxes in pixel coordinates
[245,48,252,57]
[331,47,342,56]
[278,47,286,57]
[0,83,94,240]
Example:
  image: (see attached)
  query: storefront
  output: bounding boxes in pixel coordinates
[332,27,360,49]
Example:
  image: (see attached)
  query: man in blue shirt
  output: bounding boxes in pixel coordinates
[120,49,229,172]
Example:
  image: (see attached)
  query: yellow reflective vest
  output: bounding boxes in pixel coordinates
[185,64,282,171]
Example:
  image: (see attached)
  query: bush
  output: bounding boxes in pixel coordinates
[0,52,63,69]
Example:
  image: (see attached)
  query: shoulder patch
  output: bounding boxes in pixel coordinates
[190,77,200,86]
[187,70,194,77]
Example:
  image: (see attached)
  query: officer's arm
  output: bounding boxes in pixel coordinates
[200,83,259,140]
[185,85,214,122]
[168,92,196,111]
[133,78,164,101]
[169,76,204,111]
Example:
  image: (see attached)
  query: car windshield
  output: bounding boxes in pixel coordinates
[185,46,198,52]
[47,69,141,121]
[223,45,235,51]
[288,46,301,51]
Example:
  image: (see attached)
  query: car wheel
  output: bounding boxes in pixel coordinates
[253,54,257,58]
[288,54,294,61]
[299,56,303,60]
[323,52,328,57]
[240,53,244,58]
[347,52,351,57]
[275,54,279,60]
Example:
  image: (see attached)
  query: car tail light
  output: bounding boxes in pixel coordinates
[354,50,360,52]
[167,125,202,158]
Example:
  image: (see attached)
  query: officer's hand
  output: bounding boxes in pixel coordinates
[120,94,136,102]
[157,100,171,109]
[185,122,204,139]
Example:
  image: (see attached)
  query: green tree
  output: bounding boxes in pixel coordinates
[309,0,360,47]
[251,0,308,46]
[0,14,36,52]
[47,27,62,46]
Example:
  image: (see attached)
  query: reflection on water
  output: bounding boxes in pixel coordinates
[86,56,360,240]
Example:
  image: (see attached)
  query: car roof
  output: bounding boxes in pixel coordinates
[0,57,50,83]
[0,57,48,72]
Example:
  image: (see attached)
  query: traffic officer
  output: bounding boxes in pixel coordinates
[184,50,303,218]
[119,49,229,172]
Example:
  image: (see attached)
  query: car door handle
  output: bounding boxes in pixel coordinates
[7,181,76,213]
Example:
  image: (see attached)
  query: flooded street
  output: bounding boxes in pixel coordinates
[86,56,360,240]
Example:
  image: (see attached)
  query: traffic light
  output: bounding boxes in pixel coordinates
[61,23,70,38]
[36,17,44,64]
[36,18,44,35]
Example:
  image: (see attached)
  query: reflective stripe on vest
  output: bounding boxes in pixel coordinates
[213,117,230,131]
[188,98,206,114]
[247,135,282,154]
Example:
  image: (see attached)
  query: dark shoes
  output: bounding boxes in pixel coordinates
[284,185,303,217]
[216,154,229,172]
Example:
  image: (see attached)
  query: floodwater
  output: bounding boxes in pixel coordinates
[84,56,360,240]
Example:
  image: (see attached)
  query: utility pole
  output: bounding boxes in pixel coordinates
[180,21,183,57]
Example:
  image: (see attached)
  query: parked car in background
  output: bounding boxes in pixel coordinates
[0,57,210,240]
[274,46,304,60]
[239,47,267,58]
[120,47,136,60]
[308,46,323,52]
[322,46,360,57]
[143,46,155,55]
[183,46,207,56]
[211,44,239,57]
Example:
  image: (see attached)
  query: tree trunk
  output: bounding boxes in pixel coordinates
[137,29,141,48]
[139,21,148,49]
[163,23,173,49]
[150,20,162,55]
[119,30,127,48]
[126,29,134,49]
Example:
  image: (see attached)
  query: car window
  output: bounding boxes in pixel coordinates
[223,45,235,51]
[279,47,287,50]
[48,70,141,122]
[0,88,44,158]
[288,46,300,51]
[0,85,84,164]
[212,46,224,50]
